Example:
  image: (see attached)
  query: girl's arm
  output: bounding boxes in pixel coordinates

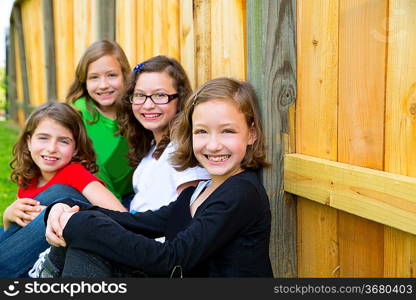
[3,198,44,229]
[62,180,266,274]
[82,181,127,212]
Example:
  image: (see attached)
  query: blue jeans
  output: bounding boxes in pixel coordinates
[0,185,89,278]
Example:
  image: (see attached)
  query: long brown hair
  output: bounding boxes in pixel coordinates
[10,102,99,189]
[66,39,131,123]
[171,77,269,171]
[117,55,192,168]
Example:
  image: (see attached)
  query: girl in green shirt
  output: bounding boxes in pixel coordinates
[66,40,133,201]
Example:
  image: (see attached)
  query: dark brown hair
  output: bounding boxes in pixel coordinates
[66,39,131,123]
[171,77,269,171]
[117,55,192,168]
[10,102,98,188]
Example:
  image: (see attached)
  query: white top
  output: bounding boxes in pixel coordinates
[130,142,210,213]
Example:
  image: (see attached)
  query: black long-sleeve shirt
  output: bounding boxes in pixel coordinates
[45,170,273,277]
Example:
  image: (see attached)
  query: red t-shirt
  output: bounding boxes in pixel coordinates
[18,163,103,199]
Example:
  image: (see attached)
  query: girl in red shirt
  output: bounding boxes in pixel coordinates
[0,102,125,277]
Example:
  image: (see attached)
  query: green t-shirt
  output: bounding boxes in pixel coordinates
[73,97,133,200]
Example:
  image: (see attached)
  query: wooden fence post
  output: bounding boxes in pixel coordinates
[246,0,297,277]
[42,0,57,103]
[6,23,18,121]
[97,0,115,41]
[13,5,31,118]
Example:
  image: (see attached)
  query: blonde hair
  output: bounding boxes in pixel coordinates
[66,39,130,123]
[10,102,98,189]
[117,55,192,168]
[171,77,269,171]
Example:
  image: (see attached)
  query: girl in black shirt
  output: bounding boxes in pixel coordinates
[43,77,273,277]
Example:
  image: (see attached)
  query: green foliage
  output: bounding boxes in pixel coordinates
[0,121,19,225]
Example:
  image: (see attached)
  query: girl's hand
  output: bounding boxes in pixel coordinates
[25,205,47,222]
[45,203,79,247]
[3,198,43,229]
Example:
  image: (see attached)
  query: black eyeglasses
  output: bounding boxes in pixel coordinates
[129,93,179,105]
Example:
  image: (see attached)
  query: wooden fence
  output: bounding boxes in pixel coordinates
[6,0,416,278]
[290,0,416,277]
[7,0,246,124]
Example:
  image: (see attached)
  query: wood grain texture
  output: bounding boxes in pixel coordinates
[7,23,18,121]
[285,153,416,235]
[143,0,154,59]
[296,0,339,277]
[13,5,30,118]
[179,0,196,89]
[13,25,23,107]
[97,0,115,40]
[135,0,146,62]
[211,0,245,79]
[384,0,416,277]
[338,0,387,277]
[42,0,57,102]
[152,0,165,55]
[53,0,74,101]
[247,0,297,277]
[21,0,46,106]
[297,199,339,277]
[166,0,180,59]
[193,0,211,87]
[73,0,96,64]
[116,0,137,66]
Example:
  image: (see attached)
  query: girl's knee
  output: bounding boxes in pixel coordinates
[35,184,89,205]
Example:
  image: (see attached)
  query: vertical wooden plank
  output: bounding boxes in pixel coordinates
[167,0,180,59]
[384,0,416,277]
[89,0,99,43]
[247,0,297,277]
[13,25,23,112]
[179,0,196,89]
[143,0,154,59]
[21,0,47,107]
[211,0,245,79]
[296,0,339,277]
[42,0,57,102]
[151,0,179,58]
[96,0,115,40]
[338,0,387,277]
[194,0,211,87]
[53,0,74,101]
[152,0,165,55]
[116,0,137,66]
[13,5,30,118]
[210,0,223,77]
[6,23,18,122]
[135,0,146,62]
[73,0,93,63]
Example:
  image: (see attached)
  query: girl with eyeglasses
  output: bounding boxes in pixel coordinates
[42,78,273,277]
[116,56,209,214]
[26,55,208,277]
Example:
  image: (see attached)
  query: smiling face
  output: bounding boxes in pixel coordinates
[27,118,76,184]
[132,72,178,143]
[192,99,256,185]
[86,55,124,113]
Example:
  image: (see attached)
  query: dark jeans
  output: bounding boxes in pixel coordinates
[48,246,147,278]
[0,185,89,278]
